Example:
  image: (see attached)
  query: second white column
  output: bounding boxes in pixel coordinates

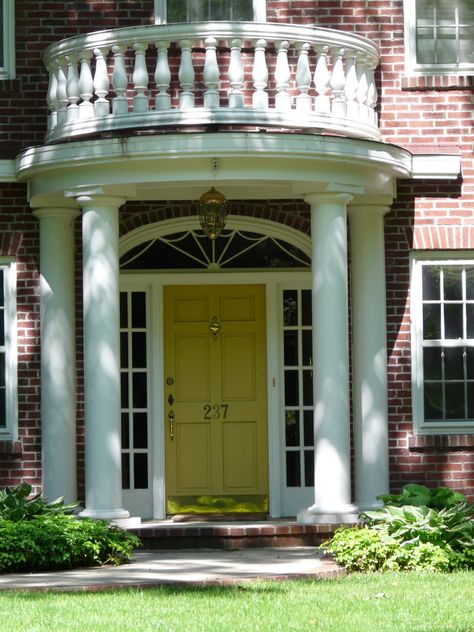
[79,194,129,520]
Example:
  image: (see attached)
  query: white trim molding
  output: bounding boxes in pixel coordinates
[0,160,15,183]
[0,259,17,440]
[411,153,462,180]
[1,0,15,80]
[411,252,474,435]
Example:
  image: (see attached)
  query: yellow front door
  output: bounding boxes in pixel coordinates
[164,285,268,514]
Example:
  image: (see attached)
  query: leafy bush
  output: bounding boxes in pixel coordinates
[0,514,141,573]
[377,483,466,510]
[324,485,474,573]
[0,482,77,522]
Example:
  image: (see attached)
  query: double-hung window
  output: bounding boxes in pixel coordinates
[155,0,266,23]
[411,256,474,434]
[404,0,474,75]
[0,260,17,440]
[0,0,15,80]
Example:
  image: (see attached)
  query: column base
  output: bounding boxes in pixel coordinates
[297,503,359,525]
[79,508,130,521]
[355,499,384,513]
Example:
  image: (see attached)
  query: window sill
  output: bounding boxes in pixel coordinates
[409,434,474,451]
[401,74,473,91]
[0,440,22,457]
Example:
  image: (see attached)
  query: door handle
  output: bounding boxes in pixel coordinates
[168,409,175,441]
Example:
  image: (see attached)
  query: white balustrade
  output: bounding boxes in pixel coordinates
[43,22,381,142]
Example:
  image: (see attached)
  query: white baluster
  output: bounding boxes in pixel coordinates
[178,39,195,110]
[366,60,378,126]
[154,40,171,110]
[228,38,244,108]
[275,40,292,112]
[295,42,312,113]
[330,47,346,118]
[78,51,94,120]
[93,47,110,117]
[344,50,358,120]
[314,45,331,114]
[203,36,220,108]
[46,65,59,130]
[65,55,80,122]
[252,38,268,109]
[56,61,69,125]
[133,42,150,113]
[112,45,128,115]
[356,55,369,122]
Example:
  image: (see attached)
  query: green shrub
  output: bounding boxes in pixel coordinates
[0,514,141,573]
[0,482,77,522]
[377,483,466,509]
[325,486,474,573]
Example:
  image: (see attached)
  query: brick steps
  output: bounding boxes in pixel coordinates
[131,520,340,550]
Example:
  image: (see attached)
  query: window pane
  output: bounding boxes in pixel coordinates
[468,385,474,418]
[132,332,147,368]
[121,413,130,449]
[303,411,313,446]
[285,410,299,447]
[467,348,474,379]
[120,332,128,369]
[444,347,464,380]
[304,450,314,487]
[443,267,462,300]
[286,452,301,487]
[121,373,129,408]
[284,331,298,366]
[133,413,148,449]
[424,348,442,380]
[467,268,474,300]
[131,292,146,328]
[303,370,313,406]
[283,291,298,326]
[120,292,127,328]
[132,373,147,408]
[424,382,443,419]
[0,388,5,429]
[444,304,463,339]
[422,266,441,300]
[284,370,299,406]
[134,453,148,489]
[301,290,312,326]
[445,382,465,419]
[467,304,474,338]
[423,304,441,339]
[302,330,312,366]
[122,454,130,489]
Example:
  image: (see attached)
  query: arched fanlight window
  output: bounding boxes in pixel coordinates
[120,218,310,271]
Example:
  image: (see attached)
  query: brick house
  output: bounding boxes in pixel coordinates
[0,0,472,522]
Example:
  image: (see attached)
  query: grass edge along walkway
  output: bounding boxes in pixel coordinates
[0,572,472,632]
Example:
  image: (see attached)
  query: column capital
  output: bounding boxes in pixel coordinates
[75,194,126,210]
[33,207,80,222]
[304,192,353,206]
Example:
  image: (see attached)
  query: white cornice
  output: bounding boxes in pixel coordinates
[411,153,462,179]
[0,160,16,182]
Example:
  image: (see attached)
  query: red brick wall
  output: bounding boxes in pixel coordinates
[1,0,473,503]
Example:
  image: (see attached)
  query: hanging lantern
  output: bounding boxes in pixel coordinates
[198,187,228,240]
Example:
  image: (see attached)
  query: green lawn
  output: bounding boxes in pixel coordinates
[0,573,473,632]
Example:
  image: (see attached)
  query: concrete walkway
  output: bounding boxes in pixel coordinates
[0,547,344,592]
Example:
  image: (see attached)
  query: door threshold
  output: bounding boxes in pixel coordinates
[170,512,269,523]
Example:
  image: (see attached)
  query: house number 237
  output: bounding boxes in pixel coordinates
[203,404,229,419]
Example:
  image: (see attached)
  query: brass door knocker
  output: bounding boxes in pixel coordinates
[209,316,221,338]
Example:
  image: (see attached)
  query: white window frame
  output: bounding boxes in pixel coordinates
[154,0,266,24]
[411,253,474,435]
[0,259,17,440]
[0,0,15,80]
[404,0,474,76]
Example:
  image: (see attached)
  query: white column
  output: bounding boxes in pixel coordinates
[78,195,129,520]
[349,205,390,510]
[298,193,357,524]
[34,207,78,504]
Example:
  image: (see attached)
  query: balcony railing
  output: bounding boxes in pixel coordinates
[43,22,381,143]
